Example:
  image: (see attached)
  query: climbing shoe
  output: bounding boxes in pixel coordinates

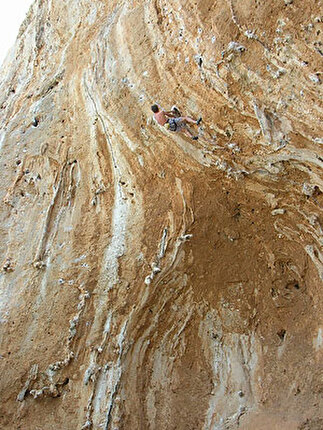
[196,117,202,125]
[192,136,199,140]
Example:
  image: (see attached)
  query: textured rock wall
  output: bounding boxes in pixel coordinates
[0,0,322,429]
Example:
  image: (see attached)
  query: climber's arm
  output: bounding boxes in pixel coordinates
[164,111,176,117]
[155,103,175,117]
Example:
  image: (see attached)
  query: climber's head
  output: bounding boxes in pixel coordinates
[151,104,159,113]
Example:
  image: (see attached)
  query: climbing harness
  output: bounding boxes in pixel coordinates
[167,118,178,132]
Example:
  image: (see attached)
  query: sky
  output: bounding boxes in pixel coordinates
[0,0,35,66]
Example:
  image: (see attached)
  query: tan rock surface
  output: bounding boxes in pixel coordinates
[0,0,322,429]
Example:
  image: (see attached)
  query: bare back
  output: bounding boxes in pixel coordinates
[154,110,168,126]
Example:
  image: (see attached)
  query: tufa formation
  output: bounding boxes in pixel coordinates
[0,0,322,429]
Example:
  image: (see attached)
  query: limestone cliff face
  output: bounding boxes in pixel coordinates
[0,0,322,429]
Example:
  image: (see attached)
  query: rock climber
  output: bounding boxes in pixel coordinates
[151,103,201,140]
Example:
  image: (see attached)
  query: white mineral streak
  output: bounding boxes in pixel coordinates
[200,313,260,430]
[83,66,129,290]
[305,245,323,280]
[102,320,128,429]
[314,328,322,351]
[0,131,4,151]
